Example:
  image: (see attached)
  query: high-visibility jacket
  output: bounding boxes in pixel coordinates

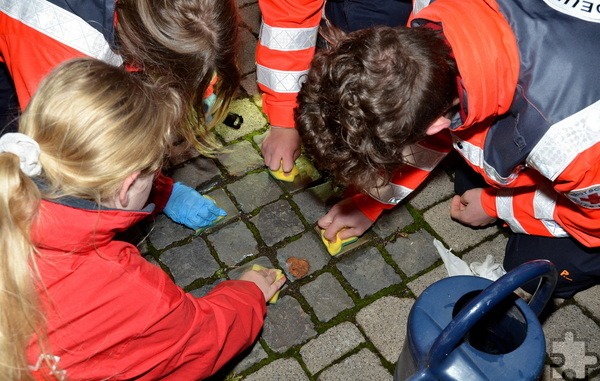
[28,197,266,380]
[0,0,172,212]
[359,0,600,248]
[0,0,121,109]
[256,0,324,128]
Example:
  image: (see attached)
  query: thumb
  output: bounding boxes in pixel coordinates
[450,195,464,218]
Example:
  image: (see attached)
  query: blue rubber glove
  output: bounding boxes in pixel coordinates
[163,182,226,229]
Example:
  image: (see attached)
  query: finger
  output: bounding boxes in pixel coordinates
[318,212,335,229]
[281,154,295,173]
[272,275,286,290]
[338,227,358,240]
[268,158,282,171]
[324,218,346,241]
[450,195,463,219]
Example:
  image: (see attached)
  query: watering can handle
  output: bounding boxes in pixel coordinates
[426,259,557,366]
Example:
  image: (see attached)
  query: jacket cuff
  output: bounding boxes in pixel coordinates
[262,96,296,128]
[150,173,175,213]
[351,193,389,222]
[480,187,499,218]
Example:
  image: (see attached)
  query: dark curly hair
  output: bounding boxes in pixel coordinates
[295,26,457,191]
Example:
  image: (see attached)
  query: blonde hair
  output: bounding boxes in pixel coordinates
[115,0,241,155]
[0,58,182,380]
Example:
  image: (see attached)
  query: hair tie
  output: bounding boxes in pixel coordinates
[0,133,42,176]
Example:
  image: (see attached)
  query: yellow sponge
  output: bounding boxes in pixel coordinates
[251,265,285,303]
[320,229,358,256]
[269,161,299,182]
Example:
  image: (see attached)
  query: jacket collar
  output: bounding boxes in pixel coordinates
[410,0,519,131]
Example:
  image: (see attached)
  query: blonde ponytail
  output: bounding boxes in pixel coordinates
[0,153,42,381]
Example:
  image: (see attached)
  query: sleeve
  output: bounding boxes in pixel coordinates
[149,172,175,213]
[256,0,324,128]
[479,136,600,248]
[122,277,267,380]
[482,101,600,247]
[352,131,453,221]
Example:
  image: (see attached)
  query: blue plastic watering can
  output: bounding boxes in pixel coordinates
[395,259,557,381]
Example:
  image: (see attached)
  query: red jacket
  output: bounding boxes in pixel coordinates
[359,0,600,248]
[28,198,266,380]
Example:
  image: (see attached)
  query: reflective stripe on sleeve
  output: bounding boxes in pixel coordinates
[401,142,447,171]
[259,21,318,52]
[528,100,600,181]
[533,184,569,237]
[256,64,309,93]
[496,189,528,234]
[1,0,122,65]
[367,183,413,205]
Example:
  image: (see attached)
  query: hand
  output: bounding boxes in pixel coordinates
[450,188,497,227]
[318,198,373,241]
[261,126,301,173]
[239,267,286,303]
[163,182,227,229]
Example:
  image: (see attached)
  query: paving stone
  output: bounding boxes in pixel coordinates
[207,220,259,266]
[543,304,600,379]
[293,182,336,224]
[251,199,305,247]
[217,140,264,177]
[227,171,282,213]
[317,348,393,381]
[276,233,331,280]
[149,215,193,250]
[574,285,600,318]
[261,295,317,353]
[215,99,267,142]
[237,0,257,8]
[461,234,508,264]
[300,272,355,322]
[406,170,454,210]
[239,27,258,75]
[242,358,309,381]
[160,238,220,287]
[356,296,414,363]
[373,205,413,239]
[239,2,261,34]
[171,156,221,188]
[241,72,260,97]
[232,341,269,374]
[336,246,402,298]
[407,265,447,297]
[300,322,365,374]
[424,200,500,252]
[387,230,440,277]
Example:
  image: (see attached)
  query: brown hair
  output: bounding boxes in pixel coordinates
[295,26,457,191]
[115,0,241,155]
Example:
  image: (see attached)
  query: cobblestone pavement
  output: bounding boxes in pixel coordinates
[140,2,600,380]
